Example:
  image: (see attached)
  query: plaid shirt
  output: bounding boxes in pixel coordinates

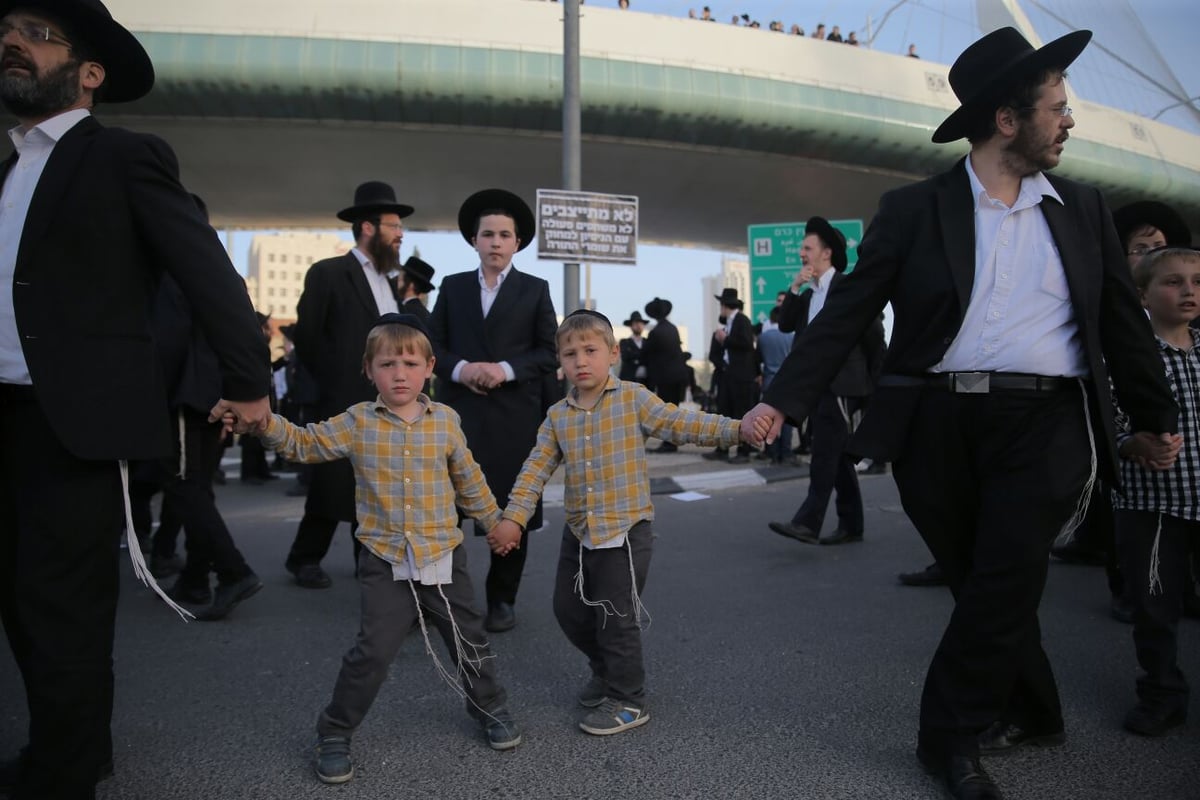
[503,376,741,546]
[262,396,502,567]
[1111,327,1200,521]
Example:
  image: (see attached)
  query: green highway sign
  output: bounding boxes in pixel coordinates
[746,219,864,326]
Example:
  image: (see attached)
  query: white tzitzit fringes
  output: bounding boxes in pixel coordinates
[1055,379,1098,546]
[1148,513,1164,596]
[625,541,651,631]
[574,542,620,625]
[118,461,193,621]
[176,408,186,479]
[406,578,468,701]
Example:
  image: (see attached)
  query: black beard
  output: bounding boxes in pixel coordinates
[366,229,399,274]
[0,55,83,118]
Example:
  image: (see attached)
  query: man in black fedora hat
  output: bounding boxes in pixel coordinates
[706,288,756,463]
[282,181,413,590]
[428,188,557,633]
[742,26,1180,800]
[642,297,690,407]
[618,310,649,385]
[0,1,270,796]
[397,254,436,325]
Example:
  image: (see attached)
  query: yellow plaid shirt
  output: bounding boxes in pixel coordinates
[261,396,501,568]
[503,376,741,545]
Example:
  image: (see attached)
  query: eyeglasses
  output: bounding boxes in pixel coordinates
[0,21,72,48]
[375,222,403,232]
[1127,243,1162,257]
[1021,105,1073,118]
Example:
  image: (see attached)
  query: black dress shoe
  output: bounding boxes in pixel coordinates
[485,602,516,633]
[1110,594,1135,624]
[819,529,863,545]
[767,521,819,544]
[197,573,263,621]
[1123,700,1187,737]
[978,721,1065,755]
[165,578,212,606]
[898,562,946,587]
[701,449,728,461]
[917,748,1005,800]
[1049,540,1108,566]
[727,453,750,464]
[288,562,332,589]
[648,442,678,453]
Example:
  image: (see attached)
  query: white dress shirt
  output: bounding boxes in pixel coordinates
[450,263,517,384]
[935,155,1085,377]
[806,268,836,324]
[351,248,399,316]
[0,108,91,384]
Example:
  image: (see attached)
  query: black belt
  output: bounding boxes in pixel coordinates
[877,372,1078,394]
[0,382,36,404]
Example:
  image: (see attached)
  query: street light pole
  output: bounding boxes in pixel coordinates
[562,0,581,314]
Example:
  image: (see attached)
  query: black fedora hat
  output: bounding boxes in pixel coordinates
[805,216,848,271]
[714,288,744,309]
[644,297,672,320]
[401,256,436,294]
[458,188,535,252]
[1112,201,1192,248]
[0,0,155,102]
[623,310,647,326]
[336,181,414,223]
[932,27,1092,144]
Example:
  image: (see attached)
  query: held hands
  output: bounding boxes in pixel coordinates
[209,396,271,435]
[486,519,523,556]
[461,362,507,394]
[1122,432,1183,471]
[740,402,784,447]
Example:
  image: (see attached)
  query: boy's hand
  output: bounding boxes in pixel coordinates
[1123,431,1183,471]
[486,519,523,556]
[740,403,783,446]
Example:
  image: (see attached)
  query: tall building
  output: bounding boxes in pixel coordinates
[245,232,349,321]
[701,255,749,336]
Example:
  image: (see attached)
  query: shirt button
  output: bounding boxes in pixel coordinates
[943,337,952,345]
[587,487,593,492]
[404,477,411,484]
[405,504,411,510]
[992,311,1000,318]
[404,450,410,456]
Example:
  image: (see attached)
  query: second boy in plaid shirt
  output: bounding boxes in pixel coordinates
[489,310,769,735]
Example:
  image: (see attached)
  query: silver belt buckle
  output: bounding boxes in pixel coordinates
[952,372,990,393]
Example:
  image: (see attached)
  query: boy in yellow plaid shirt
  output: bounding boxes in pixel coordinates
[239,313,520,783]
[489,310,769,735]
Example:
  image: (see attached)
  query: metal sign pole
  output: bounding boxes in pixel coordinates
[562,0,581,314]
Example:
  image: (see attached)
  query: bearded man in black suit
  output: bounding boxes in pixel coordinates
[742,28,1179,800]
[428,189,558,633]
[0,2,268,796]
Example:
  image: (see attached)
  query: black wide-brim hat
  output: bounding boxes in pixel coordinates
[645,297,672,320]
[1112,201,1192,248]
[623,310,647,326]
[932,27,1092,144]
[401,256,436,294]
[714,288,744,310]
[805,216,848,272]
[0,0,155,102]
[458,189,535,252]
[337,181,414,222]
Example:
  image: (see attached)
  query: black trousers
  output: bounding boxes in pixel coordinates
[483,498,540,608]
[0,386,122,800]
[793,392,863,535]
[1115,510,1198,709]
[718,373,757,455]
[168,410,252,588]
[890,387,1091,758]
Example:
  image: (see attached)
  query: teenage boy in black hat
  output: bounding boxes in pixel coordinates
[428,188,558,633]
[283,181,413,590]
[618,310,649,385]
[0,1,270,796]
[767,217,884,545]
[742,27,1179,800]
[398,254,436,325]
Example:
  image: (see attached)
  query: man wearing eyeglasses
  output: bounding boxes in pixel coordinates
[282,181,413,591]
[0,2,270,798]
[742,27,1180,800]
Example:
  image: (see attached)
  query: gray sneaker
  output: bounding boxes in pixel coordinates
[481,707,522,750]
[579,698,650,736]
[578,676,607,708]
[314,736,353,784]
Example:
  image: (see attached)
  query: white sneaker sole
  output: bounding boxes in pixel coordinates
[579,711,651,736]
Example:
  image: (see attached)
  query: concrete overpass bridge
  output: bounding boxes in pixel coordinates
[72,0,1200,250]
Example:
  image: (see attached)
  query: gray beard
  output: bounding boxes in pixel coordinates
[0,58,83,119]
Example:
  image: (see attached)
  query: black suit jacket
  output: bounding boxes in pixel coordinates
[2,116,267,460]
[778,273,886,397]
[428,266,558,504]
[643,318,689,390]
[618,336,646,382]
[765,157,1177,478]
[720,310,758,382]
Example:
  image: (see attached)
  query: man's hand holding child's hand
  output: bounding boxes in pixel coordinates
[486,520,523,556]
[740,412,775,447]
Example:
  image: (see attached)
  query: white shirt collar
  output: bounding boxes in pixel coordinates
[477,262,514,289]
[965,153,1062,212]
[814,267,836,291]
[8,108,91,152]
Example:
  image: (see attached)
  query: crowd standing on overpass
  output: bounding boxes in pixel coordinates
[2,2,1198,800]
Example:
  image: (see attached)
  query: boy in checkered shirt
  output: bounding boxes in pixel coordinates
[1111,247,1199,737]
[240,313,520,783]
[488,310,769,736]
